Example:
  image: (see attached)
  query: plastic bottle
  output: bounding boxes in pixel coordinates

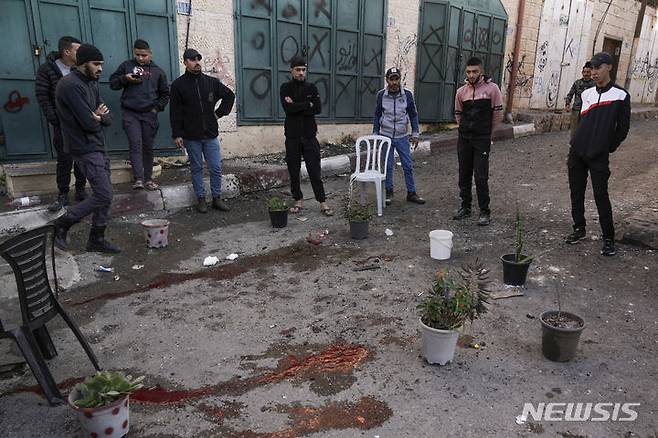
[7,196,41,209]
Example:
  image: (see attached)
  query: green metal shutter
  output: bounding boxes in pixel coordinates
[235,0,386,124]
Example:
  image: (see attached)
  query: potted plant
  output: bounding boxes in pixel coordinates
[68,371,144,438]
[540,282,586,362]
[417,260,490,365]
[501,206,533,286]
[267,196,289,228]
[344,198,373,240]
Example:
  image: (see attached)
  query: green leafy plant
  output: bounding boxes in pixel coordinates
[266,196,288,212]
[72,371,144,408]
[343,198,373,223]
[417,260,491,330]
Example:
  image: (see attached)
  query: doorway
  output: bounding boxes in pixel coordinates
[602,37,622,83]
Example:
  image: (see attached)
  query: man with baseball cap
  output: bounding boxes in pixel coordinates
[53,43,121,253]
[373,67,425,206]
[279,55,333,216]
[565,52,630,256]
[170,48,235,213]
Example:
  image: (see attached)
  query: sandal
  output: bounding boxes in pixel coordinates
[289,202,304,214]
[132,179,144,189]
[144,180,160,191]
[321,207,334,217]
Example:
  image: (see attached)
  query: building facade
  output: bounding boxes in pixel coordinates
[0,0,656,163]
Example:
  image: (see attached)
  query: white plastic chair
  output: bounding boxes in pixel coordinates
[349,135,392,217]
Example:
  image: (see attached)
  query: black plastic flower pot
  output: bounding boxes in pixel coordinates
[501,254,532,286]
[540,310,585,362]
[349,221,368,240]
[269,209,288,228]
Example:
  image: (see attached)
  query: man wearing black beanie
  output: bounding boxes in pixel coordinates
[53,43,121,253]
[279,56,333,216]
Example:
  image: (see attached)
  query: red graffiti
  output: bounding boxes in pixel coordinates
[4,91,29,113]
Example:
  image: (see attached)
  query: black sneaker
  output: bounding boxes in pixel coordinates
[196,197,208,213]
[48,193,69,212]
[601,239,616,256]
[452,207,471,220]
[385,189,393,206]
[565,228,586,244]
[406,192,425,204]
[477,212,491,226]
[74,190,87,202]
[212,197,230,212]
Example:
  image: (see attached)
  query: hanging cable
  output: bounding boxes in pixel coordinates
[592,0,613,56]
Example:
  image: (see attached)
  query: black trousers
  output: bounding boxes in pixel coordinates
[285,136,326,203]
[122,109,158,182]
[52,124,86,194]
[66,152,113,227]
[567,150,614,239]
[457,136,490,213]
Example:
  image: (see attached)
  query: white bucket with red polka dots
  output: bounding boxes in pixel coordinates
[68,391,131,438]
[141,219,170,248]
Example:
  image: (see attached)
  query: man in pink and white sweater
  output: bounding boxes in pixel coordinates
[453,57,503,226]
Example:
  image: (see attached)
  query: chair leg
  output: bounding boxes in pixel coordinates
[32,325,58,360]
[374,181,383,217]
[10,327,64,406]
[57,305,101,371]
[381,180,386,211]
[360,182,366,206]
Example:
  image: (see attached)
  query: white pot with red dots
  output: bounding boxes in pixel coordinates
[141,219,170,248]
[67,391,131,438]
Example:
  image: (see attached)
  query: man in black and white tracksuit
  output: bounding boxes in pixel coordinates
[565,52,630,256]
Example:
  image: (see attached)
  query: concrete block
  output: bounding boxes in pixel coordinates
[161,174,240,210]
[513,123,536,137]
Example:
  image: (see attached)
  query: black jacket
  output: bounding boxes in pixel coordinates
[35,51,66,126]
[280,79,321,138]
[55,71,111,156]
[169,71,235,140]
[570,82,631,159]
[109,59,170,112]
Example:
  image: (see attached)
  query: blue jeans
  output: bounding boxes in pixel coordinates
[184,137,221,199]
[385,136,416,193]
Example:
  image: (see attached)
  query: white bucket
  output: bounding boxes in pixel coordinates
[142,219,170,248]
[429,230,453,260]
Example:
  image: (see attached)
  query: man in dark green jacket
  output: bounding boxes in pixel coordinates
[565,62,595,141]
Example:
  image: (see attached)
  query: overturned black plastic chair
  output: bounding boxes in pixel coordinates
[0,225,100,405]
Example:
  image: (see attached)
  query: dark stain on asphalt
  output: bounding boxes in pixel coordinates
[72,242,359,306]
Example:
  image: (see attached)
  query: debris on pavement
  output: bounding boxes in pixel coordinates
[296,216,309,222]
[526,313,536,319]
[95,266,114,273]
[226,253,239,261]
[385,228,394,236]
[113,275,120,281]
[353,265,381,272]
[203,256,219,266]
[132,265,144,270]
[306,230,329,245]
[491,286,525,299]
[515,414,527,425]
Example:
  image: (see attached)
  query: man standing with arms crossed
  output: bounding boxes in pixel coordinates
[565,62,595,141]
[279,56,334,216]
[35,36,87,211]
[373,67,425,206]
[565,52,630,256]
[170,48,235,213]
[453,57,503,226]
[110,39,170,190]
[53,44,120,253]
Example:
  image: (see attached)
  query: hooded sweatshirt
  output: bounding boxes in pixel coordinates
[109,59,170,113]
[372,87,419,139]
[454,76,503,140]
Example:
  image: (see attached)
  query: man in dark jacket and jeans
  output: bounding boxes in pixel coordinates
[566,52,631,256]
[170,48,235,213]
[53,44,120,253]
[35,36,87,211]
[110,39,169,190]
[279,56,333,216]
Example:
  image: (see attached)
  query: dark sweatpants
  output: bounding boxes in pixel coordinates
[567,150,614,239]
[65,152,113,227]
[457,136,491,213]
[285,136,326,202]
[52,124,86,194]
[122,109,158,182]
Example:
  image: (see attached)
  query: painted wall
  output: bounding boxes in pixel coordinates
[628,13,658,103]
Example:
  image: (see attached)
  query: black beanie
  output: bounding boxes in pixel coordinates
[289,55,306,69]
[76,44,104,66]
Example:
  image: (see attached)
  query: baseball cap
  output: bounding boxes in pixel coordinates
[183,48,202,60]
[590,52,613,67]
[385,67,401,79]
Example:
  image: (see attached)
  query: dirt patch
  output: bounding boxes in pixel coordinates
[542,313,584,330]
[72,242,359,306]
